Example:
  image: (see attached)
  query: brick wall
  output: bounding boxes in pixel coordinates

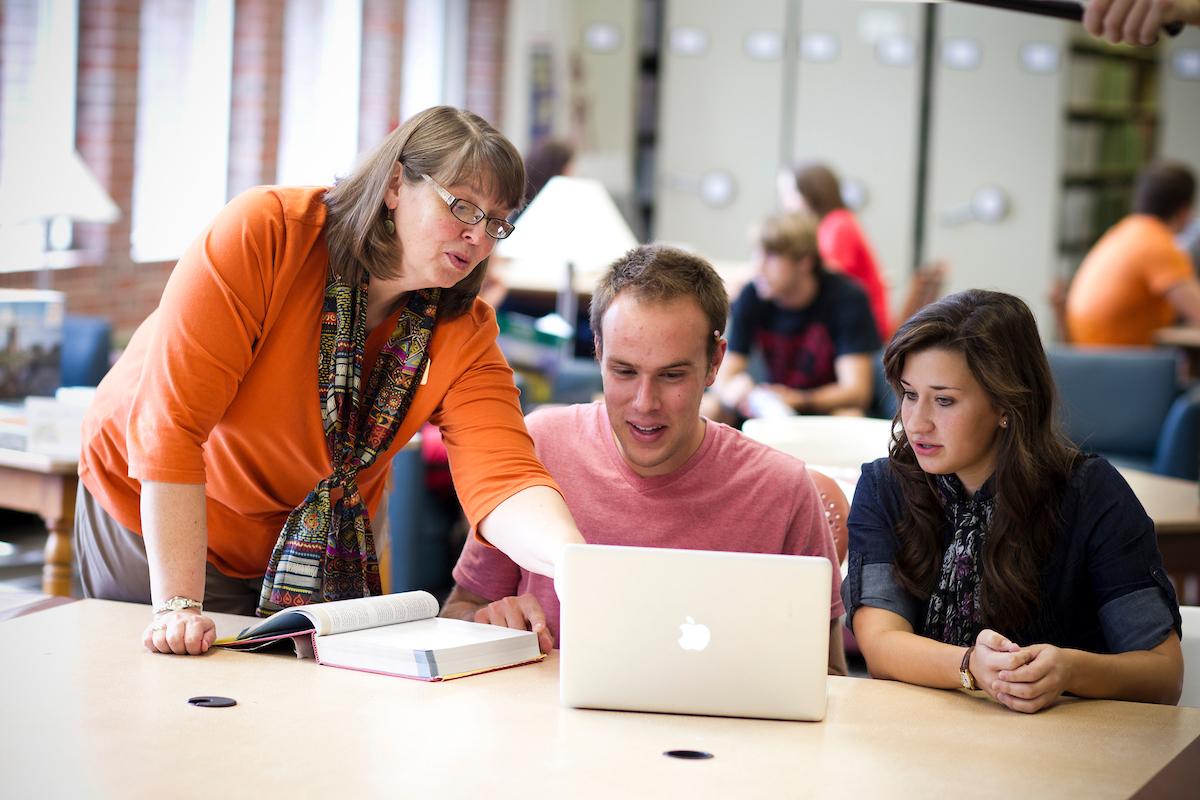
[465,0,507,127]
[359,0,406,154]
[228,0,285,198]
[0,0,511,341]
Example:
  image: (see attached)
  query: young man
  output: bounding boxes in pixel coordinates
[441,245,847,675]
[713,212,880,420]
[1066,161,1200,346]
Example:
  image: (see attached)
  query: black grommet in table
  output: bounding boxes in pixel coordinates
[663,750,714,760]
[187,696,237,708]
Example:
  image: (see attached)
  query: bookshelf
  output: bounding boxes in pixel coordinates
[1059,38,1162,271]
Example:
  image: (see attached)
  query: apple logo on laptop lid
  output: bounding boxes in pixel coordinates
[677,616,711,651]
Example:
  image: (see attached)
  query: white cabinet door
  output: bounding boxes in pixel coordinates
[654,0,788,259]
[1160,26,1200,176]
[923,3,1068,333]
[790,0,925,322]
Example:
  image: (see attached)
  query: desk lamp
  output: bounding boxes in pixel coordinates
[0,148,120,289]
[495,175,638,356]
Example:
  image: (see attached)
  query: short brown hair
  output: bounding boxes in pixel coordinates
[790,162,845,218]
[323,106,525,319]
[590,245,729,361]
[1133,161,1196,221]
[757,211,824,270]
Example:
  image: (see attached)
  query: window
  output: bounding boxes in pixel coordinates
[276,0,363,185]
[401,0,468,123]
[130,0,234,263]
[0,0,80,273]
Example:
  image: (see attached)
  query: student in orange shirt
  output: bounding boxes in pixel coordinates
[77,106,584,656]
[1066,162,1200,346]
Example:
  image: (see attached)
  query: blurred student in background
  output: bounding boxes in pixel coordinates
[1066,161,1200,346]
[779,162,890,341]
[713,212,879,421]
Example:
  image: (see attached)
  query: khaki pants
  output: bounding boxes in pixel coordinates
[73,482,263,615]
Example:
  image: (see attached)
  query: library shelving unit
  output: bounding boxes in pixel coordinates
[1059,37,1162,274]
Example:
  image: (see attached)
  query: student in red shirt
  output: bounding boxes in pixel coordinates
[780,161,891,341]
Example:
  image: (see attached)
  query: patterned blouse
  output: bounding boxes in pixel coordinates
[842,456,1181,653]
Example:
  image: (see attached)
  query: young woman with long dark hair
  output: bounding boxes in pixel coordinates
[843,289,1182,711]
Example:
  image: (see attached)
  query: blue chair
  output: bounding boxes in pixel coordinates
[386,444,453,594]
[1046,346,1199,480]
[61,315,112,387]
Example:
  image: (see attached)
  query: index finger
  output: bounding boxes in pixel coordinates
[976,628,1020,653]
[517,595,548,631]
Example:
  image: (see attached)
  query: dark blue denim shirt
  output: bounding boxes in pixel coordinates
[842,456,1182,653]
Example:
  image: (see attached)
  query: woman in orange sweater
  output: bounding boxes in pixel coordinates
[77,106,584,655]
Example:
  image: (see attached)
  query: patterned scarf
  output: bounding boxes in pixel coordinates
[923,474,996,647]
[256,275,439,617]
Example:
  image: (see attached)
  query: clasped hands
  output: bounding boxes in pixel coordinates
[969,629,1074,713]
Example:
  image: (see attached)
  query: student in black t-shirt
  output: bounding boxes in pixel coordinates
[714,212,880,419]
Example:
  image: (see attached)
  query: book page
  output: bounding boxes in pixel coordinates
[229,591,438,640]
[302,591,440,636]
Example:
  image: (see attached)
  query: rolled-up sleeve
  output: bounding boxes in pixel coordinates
[842,460,924,633]
[1079,460,1182,652]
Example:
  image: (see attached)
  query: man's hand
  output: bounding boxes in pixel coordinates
[474,593,555,653]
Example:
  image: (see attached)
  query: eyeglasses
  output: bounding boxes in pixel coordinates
[421,173,515,240]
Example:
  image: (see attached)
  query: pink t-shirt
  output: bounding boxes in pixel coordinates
[451,402,844,645]
[819,209,890,341]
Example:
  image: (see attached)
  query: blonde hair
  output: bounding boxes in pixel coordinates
[323,106,525,318]
[757,211,823,269]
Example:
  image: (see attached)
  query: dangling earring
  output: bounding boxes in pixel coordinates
[383,212,396,236]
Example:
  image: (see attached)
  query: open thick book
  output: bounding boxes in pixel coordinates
[214,591,542,681]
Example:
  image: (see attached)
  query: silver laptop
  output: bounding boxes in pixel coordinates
[558,544,832,721]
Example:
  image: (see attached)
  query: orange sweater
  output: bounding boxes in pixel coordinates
[80,186,557,578]
[1066,215,1192,346]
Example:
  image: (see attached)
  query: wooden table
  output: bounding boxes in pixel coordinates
[0,447,78,597]
[1,599,1197,798]
[1155,325,1200,380]
[1121,468,1200,604]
